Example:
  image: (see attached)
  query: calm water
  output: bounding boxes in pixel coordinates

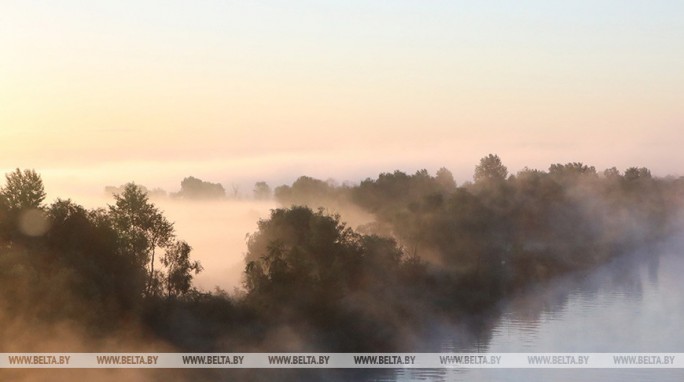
[389,236,684,381]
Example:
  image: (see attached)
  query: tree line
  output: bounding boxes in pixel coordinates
[1,155,683,353]
[106,177,272,201]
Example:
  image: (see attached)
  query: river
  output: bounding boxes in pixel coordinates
[385,235,684,381]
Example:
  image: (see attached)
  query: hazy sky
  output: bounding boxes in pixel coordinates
[2,0,683,196]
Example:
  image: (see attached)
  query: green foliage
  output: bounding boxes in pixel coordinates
[474,154,508,183]
[244,207,363,300]
[0,168,46,211]
[270,159,675,295]
[0,162,680,352]
[108,183,201,297]
[624,167,652,181]
[109,183,174,267]
[242,206,432,350]
[352,169,450,218]
[47,198,147,315]
[603,167,621,179]
[548,162,597,180]
[435,167,457,191]
[162,240,203,298]
[0,174,204,336]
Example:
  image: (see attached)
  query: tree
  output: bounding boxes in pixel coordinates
[548,162,597,179]
[0,168,46,210]
[474,154,508,183]
[253,181,272,200]
[162,240,202,298]
[109,183,175,296]
[435,167,457,192]
[47,198,147,312]
[624,167,652,181]
[274,176,333,206]
[603,167,621,179]
[244,207,364,301]
[174,176,226,200]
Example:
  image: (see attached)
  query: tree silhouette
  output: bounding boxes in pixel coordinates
[548,162,597,179]
[474,154,508,183]
[274,176,334,206]
[162,240,202,297]
[175,176,226,200]
[253,181,272,200]
[47,198,147,314]
[624,167,652,181]
[0,168,46,211]
[603,167,621,180]
[436,167,457,191]
[109,183,175,296]
[244,207,366,306]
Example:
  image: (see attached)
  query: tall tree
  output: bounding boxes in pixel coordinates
[161,240,202,298]
[0,168,46,210]
[474,154,508,183]
[253,181,272,200]
[109,183,175,296]
[435,167,457,192]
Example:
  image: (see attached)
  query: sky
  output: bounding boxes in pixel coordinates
[1,0,683,198]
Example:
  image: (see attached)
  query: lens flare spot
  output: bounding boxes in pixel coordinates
[19,209,50,237]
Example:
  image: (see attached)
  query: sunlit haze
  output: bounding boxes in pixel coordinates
[2,1,683,291]
[3,1,683,191]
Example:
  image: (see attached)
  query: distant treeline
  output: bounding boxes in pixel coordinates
[105,177,271,201]
[1,155,683,353]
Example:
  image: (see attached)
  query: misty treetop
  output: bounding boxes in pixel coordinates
[253,181,272,200]
[173,176,226,200]
[106,177,276,202]
[474,154,508,183]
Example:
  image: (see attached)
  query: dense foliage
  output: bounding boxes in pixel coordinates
[1,156,682,353]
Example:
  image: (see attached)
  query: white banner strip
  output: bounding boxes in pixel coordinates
[0,353,682,368]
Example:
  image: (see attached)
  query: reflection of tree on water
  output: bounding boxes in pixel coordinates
[433,245,664,353]
[394,246,677,381]
[436,314,497,353]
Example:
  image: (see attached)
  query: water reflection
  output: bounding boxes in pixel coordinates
[396,240,684,381]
